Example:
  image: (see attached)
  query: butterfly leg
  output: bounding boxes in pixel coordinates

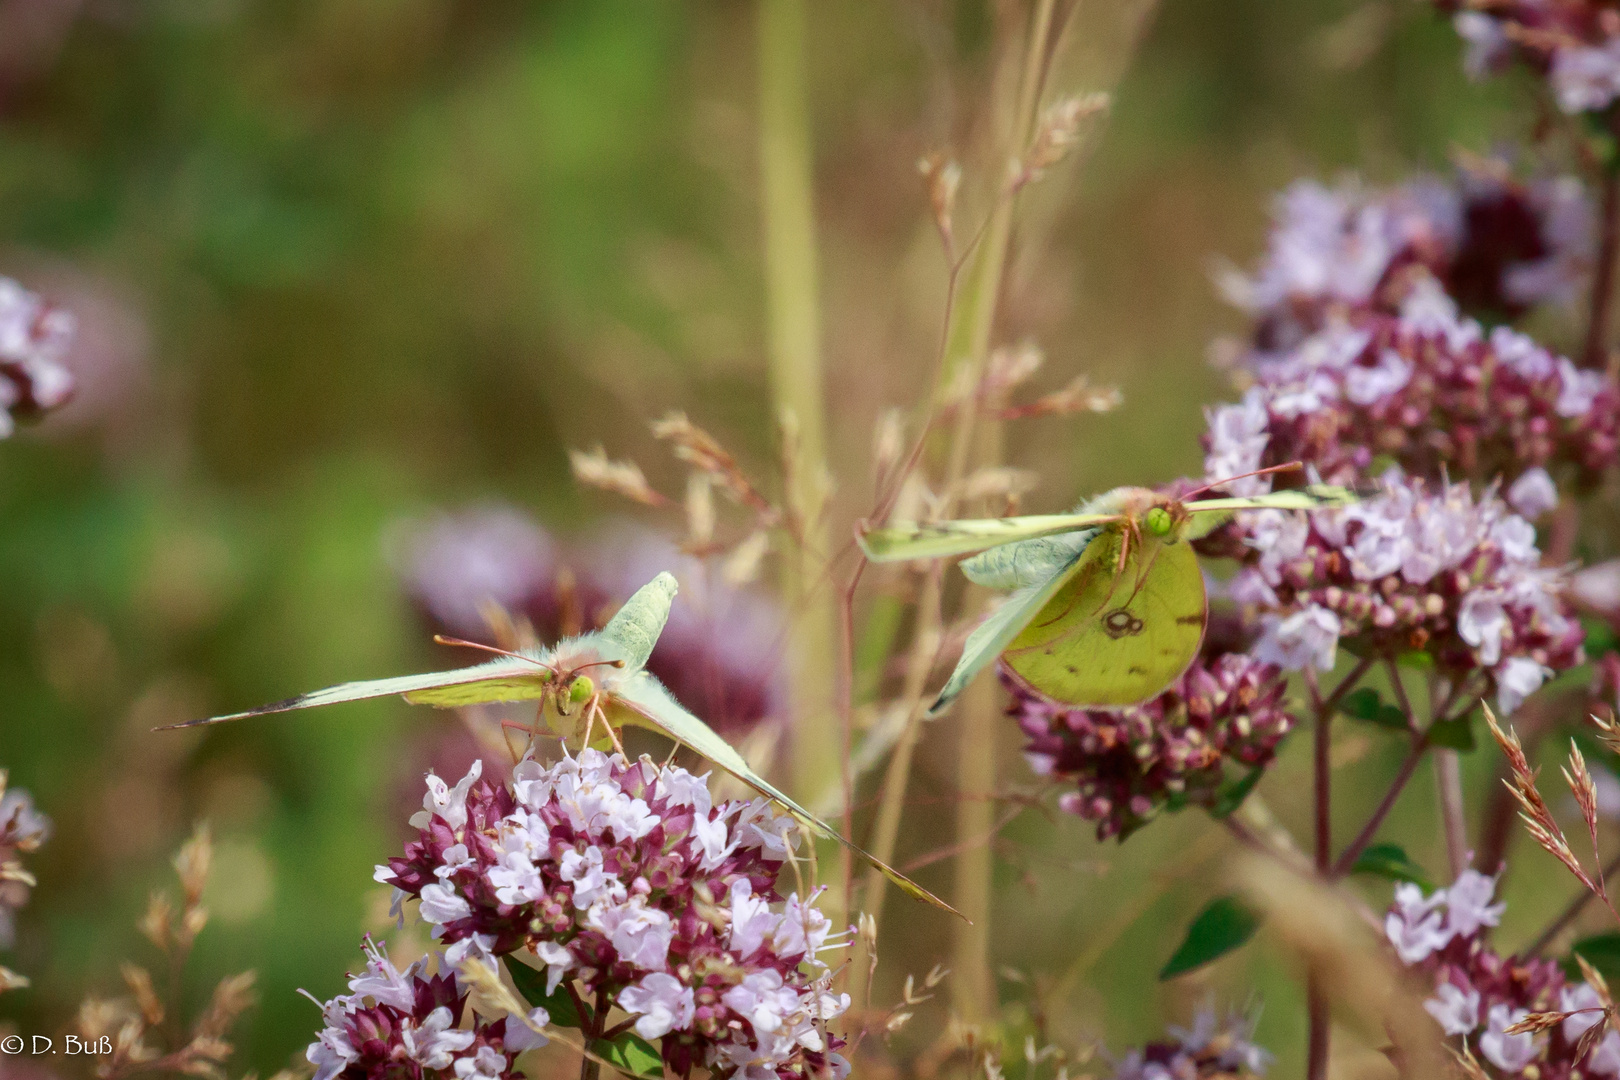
[592,697,627,756]
[499,718,531,765]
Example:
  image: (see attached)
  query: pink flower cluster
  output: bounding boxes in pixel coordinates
[305,938,547,1080]
[1433,1,1620,115]
[1386,869,1620,1077]
[1109,1007,1271,1079]
[1224,475,1582,714]
[0,776,49,951]
[375,751,850,1080]
[1205,278,1618,494]
[392,509,783,734]
[1005,649,1293,840]
[0,277,73,437]
[1219,171,1592,338]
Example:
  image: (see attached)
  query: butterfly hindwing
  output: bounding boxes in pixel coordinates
[610,672,960,916]
[1003,531,1206,707]
[958,529,1099,590]
[927,545,1093,716]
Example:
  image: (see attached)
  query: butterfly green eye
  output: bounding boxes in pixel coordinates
[568,676,595,704]
[1144,506,1173,537]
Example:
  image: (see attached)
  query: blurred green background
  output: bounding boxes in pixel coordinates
[0,1,1585,1076]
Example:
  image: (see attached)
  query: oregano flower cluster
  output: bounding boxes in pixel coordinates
[0,773,48,964]
[1005,649,1292,841]
[1205,278,1618,493]
[0,277,74,438]
[374,750,850,1080]
[305,939,548,1080]
[1229,475,1583,713]
[1108,1007,1271,1079]
[1433,0,1620,114]
[1386,869,1620,1077]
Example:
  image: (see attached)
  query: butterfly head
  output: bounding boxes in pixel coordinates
[1100,488,1192,542]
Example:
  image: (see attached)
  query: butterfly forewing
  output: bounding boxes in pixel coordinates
[611,673,960,915]
[859,513,1119,563]
[156,656,554,729]
[1003,532,1205,707]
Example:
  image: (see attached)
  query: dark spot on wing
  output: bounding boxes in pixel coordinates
[1176,614,1203,625]
[1128,665,1146,675]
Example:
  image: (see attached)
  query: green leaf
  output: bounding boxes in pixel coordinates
[1563,933,1620,985]
[1159,895,1261,980]
[505,957,586,1030]
[1583,617,1619,658]
[1208,765,1265,819]
[1350,843,1434,890]
[1427,713,1476,751]
[592,1033,664,1079]
[1337,688,1406,730]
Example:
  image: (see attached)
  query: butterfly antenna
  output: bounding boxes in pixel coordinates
[569,658,628,674]
[432,635,550,668]
[1180,461,1305,501]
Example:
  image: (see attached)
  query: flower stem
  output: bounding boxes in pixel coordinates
[850,0,1061,1013]
[1331,737,1428,878]
[758,0,846,920]
[1305,659,1369,1080]
[1306,977,1331,1080]
[1306,681,1333,1080]
[1435,749,1469,879]
[1586,158,1620,369]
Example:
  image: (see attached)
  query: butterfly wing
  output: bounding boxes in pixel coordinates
[858,513,1120,563]
[927,544,1094,717]
[958,529,1098,590]
[155,656,554,730]
[596,571,677,671]
[1003,531,1206,707]
[1180,484,1356,540]
[609,672,961,917]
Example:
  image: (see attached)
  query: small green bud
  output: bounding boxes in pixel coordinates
[568,675,595,704]
[1144,506,1173,537]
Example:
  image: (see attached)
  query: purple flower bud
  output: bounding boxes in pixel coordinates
[1005,652,1293,841]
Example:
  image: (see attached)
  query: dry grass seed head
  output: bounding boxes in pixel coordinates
[195,971,257,1040]
[174,823,212,907]
[652,411,769,512]
[917,153,961,254]
[120,964,165,1027]
[568,446,670,508]
[1484,705,1597,892]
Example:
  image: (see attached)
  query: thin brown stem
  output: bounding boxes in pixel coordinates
[1332,737,1430,878]
[1315,692,1333,876]
[1586,159,1620,369]
[1435,749,1470,879]
[1306,976,1331,1080]
[1304,659,1371,1080]
[1527,849,1620,956]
